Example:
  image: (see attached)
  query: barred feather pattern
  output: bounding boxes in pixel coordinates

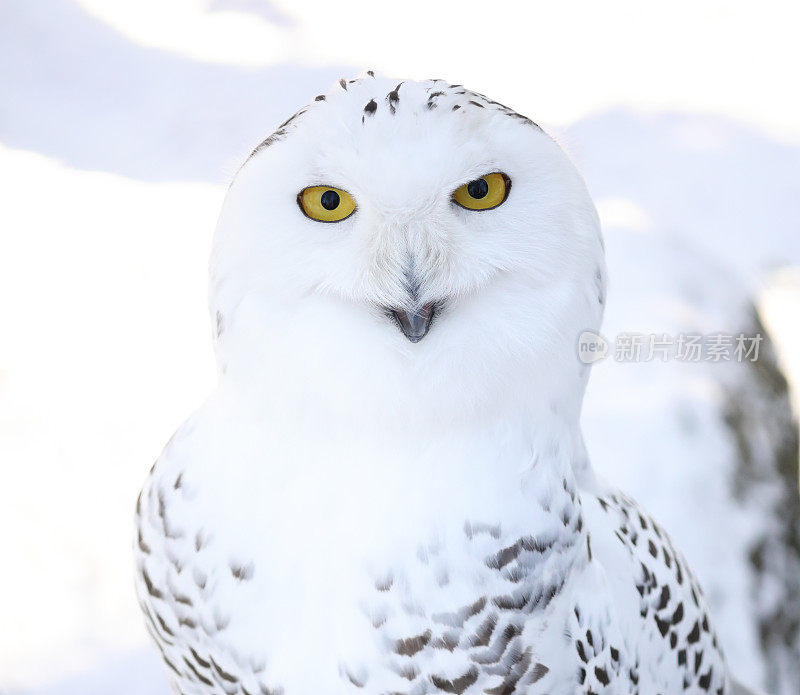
[135,454,728,695]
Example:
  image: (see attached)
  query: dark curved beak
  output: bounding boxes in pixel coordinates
[392,303,435,342]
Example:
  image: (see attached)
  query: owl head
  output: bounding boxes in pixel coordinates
[209,75,605,436]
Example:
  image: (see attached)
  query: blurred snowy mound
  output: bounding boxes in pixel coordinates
[573,112,800,694]
[1,1,798,694]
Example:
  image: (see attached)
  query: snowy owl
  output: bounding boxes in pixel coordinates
[135,75,741,694]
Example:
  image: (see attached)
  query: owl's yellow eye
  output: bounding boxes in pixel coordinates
[452,172,510,211]
[298,186,356,222]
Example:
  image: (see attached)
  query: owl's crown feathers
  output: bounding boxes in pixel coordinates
[208,75,605,449]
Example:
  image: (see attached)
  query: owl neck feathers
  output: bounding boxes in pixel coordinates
[212,282,597,494]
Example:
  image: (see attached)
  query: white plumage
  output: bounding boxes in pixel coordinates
[135,75,734,694]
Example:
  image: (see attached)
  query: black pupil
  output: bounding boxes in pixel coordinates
[467,178,489,199]
[320,190,340,210]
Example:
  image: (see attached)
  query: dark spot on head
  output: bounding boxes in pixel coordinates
[386,82,403,114]
[278,110,304,129]
[249,128,287,156]
[427,90,445,109]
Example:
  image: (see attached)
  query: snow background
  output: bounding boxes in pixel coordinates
[1,1,799,693]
